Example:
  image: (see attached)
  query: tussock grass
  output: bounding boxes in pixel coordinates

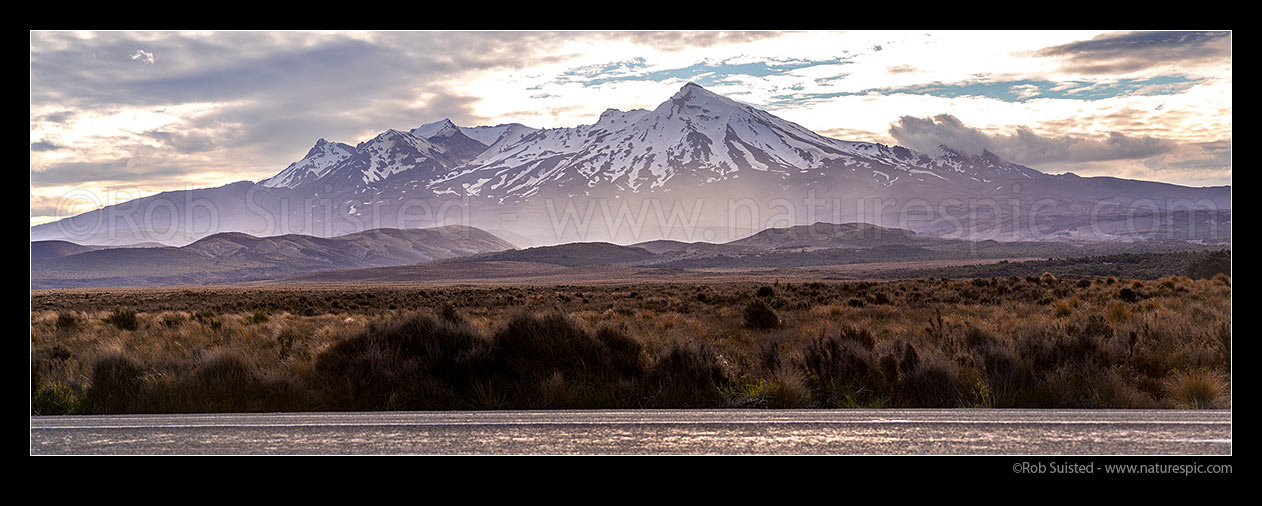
[1164,369,1229,409]
[31,276,1230,412]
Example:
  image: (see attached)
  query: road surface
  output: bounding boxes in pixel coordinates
[31,409,1231,455]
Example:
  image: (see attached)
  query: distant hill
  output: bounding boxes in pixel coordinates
[727,222,921,250]
[442,242,657,267]
[31,225,514,288]
[284,260,629,284]
[31,240,100,262]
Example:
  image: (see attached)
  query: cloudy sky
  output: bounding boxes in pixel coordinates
[30,30,1232,226]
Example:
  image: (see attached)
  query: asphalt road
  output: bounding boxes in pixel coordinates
[31,409,1231,455]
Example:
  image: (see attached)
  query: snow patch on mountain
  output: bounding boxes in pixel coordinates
[259,138,355,188]
[411,119,535,147]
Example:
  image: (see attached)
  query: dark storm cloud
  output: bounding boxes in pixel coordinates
[889,114,1178,165]
[1035,31,1231,74]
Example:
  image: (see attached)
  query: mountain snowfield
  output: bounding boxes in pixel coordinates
[260,83,1044,201]
[31,83,1230,247]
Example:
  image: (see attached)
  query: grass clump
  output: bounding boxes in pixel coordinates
[55,312,80,332]
[1163,369,1229,409]
[250,310,269,324]
[105,309,140,331]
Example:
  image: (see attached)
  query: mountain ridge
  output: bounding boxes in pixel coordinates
[31,83,1230,247]
[32,225,516,288]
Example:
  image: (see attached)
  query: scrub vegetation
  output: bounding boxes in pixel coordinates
[31,273,1230,414]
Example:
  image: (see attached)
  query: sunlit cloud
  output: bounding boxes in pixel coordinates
[130,49,156,64]
[30,30,1231,225]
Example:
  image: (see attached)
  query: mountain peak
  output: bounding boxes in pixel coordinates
[673,81,717,98]
[411,118,460,139]
[668,82,744,112]
[429,120,462,138]
[374,128,415,142]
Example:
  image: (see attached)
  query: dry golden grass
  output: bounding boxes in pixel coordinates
[31,275,1230,413]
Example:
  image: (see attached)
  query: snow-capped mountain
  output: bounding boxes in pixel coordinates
[259,138,355,188]
[262,83,1057,200]
[411,119,533,148]
[429,83,1047,201]
[31,83,1230,247]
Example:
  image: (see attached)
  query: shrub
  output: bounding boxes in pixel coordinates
[799,334,881,406]
[837,325,877,350]
[314,312,481,410]
[160,313,186,328]
[644,343,727,408]
[439,302,463,323]
[977,343,1034,407]
[1185,250,1230,280]
[105,309,139,331]
[251,310,269,324]
[182,352,268,412]
[484,312,645,408]
[756,286,775,298]
[33,382,80,415]
[84,354,144,414]
[55,312,80,332]
[492,313,641,380]
[891,355,963,408]
[743,299,780,330]
[963,324,997,349]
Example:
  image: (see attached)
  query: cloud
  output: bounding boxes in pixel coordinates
[618,31,788,51]
[888,113,1179,165]
[1034,31,1231,75]
[141,128,222,154]
[30,140,64,151]
[30,32,570,184]
[34,110,76,124]
[29,194,67,219]
[1009,83,1042,100]
[29,30,1232,199]
[130,49,155,64]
